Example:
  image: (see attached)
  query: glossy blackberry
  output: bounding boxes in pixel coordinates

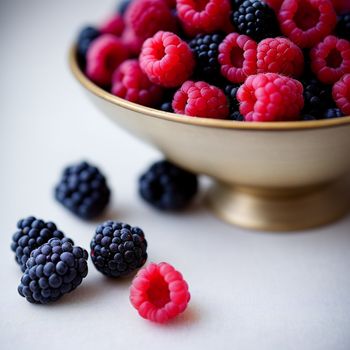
[231,0,280,41]
[336,14,350,40]
[55,161,110,220]
[323,108,344,119]
[11,216,65,272]
[139,160,198,210]
[117,0,132,15]
[18,238,88,304]
[77,26,100,63]
[90,221,147,278]
[229,111,245,121]
[189,33,225,81]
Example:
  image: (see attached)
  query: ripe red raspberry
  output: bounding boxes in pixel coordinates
[310,35,350,84]
[237,73,304,122]
[218,33,257,84]
[111,59,163,107]
[100,13,125,37]
[125,0,177,42]
[332,0,350,14]
[176,0,231,36]
[86,34,128,86]
[333,74,350,115]
[130,262,190,323]
[140,31,195,88]
[172,81,229,119]
[121,27,144,57]
[278,0,337,48]
[257,37,304,77]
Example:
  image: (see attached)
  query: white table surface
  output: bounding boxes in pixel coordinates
[1,1,350,349]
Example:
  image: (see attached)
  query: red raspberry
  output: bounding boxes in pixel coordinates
[86,34,128,86]
[265,0,284,12]
[332,0,350,14]
[121,27,144,57]
[130,262,190,323]
[140,31,195,88]
[237,73,304,122]
[333,74,350,115]
[257,37,304,77]
[111,59,163,107]
[100,13,125,37]
[172,81,229,119]
[125,0,177,42]
[278,0,337,48]
[310,35,350,84]
[176,0,231,36]
[218,33,257,84]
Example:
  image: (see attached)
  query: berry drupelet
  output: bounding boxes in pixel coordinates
[139,160,198,210]
[18,238,88,304]
[55,161,110,220]
[11,216,65,272]
[90,221,147,278]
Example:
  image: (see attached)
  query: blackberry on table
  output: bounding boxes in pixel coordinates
[90,221,147,278]
[55,161,110,220]
[77,26,100,63]
[139,160,198,211]
[18,238,88,304]
[11,216,65,272]
[336,14,350,40]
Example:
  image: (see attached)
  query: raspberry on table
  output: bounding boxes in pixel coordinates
[310,35,350,84]
[77,26,101,63]
[130,262,190,323]
[278,0,337,48]
[139,160,198,211]
[176,0,231,36]
[55,161,111,220]
[231,0,280,41]
[333,74,350,115]
[172,81,229,119]
[11,216,65,272]
[139,31,195,88]
[100,13,125,37]
[257,37,304,77]
[322,108,344,119]
[111,59,163,107]
[237,73,304,121]
[218,33,257,83]
[86,34,128,86]
[18,238,88,304]
[90,221,147,278]
[336,14,350,41]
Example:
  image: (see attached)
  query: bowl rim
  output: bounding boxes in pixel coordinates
[69,45,350,131]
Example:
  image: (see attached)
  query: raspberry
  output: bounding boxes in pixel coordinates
[310,35,350,84]
[336,14,350,40]
[218,33,257,83]
[333,74,350,115]
[130,262,190,323]
[176,0,231,36]
[278,0,337,49]
[257,37,304,77]
[237,73,304,121]
[172,81,229,119]
[86,34,128,86]
[100,13,125,36]
[140,31,195,88]
[111,59,163,107]
[77,26,101,63]
[121,28,144,57]
[332,0,350,14]
[125,0,177,42]
[264,0,284,12]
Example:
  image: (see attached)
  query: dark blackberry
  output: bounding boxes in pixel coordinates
[302,114,317,121]
[231,0,244,11]
[160,101,173,113]
[55,161,110,220]
[322,108,344,119]
[224,84,240,110]
[336,14,350,40]
[139,160,198,210]
[231,0,280,41]
[11,216,65,272]
[117,0,132,15]
[77,26,100,63]
[90,221,147,278]
[229,111,245,121]
[189,33,225,81]
[18,238,88,304]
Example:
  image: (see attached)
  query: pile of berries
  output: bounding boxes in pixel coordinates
[77,0,350,122]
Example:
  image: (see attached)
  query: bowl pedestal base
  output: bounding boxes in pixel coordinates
[207,176,350,231]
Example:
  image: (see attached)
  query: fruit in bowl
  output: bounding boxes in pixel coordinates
[70,0,350,231]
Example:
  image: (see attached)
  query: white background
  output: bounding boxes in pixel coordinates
[1,1,350,349]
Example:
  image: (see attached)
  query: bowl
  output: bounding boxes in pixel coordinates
[69,46,350,231]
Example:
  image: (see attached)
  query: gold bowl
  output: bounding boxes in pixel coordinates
[69,47,350,231]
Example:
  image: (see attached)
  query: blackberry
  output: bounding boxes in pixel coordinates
[336,14,350,40]
[231,0,280,41]
[189,33,225,81]
[229,111,245,121]
[224,84,240,111]
[77,26,100,63]
[139,160,198,210]
[18,238,88,304]
[11,216,65,272]
[160,101,173,113]
[323,108,344,119]
[302,114,317,121]
[90,221,147,278]
[55,161,110,220]
[117,0,132,15]
[231,0,244,11]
